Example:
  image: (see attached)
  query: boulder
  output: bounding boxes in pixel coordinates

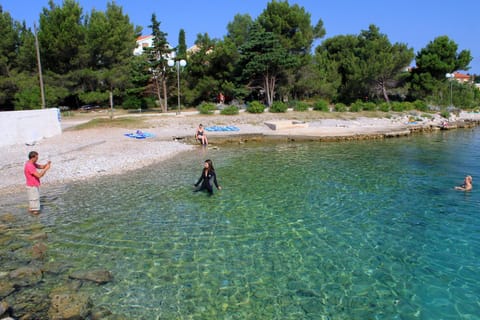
[69,269,113,284]
[8,266,42,287]
[0,280,15,298]
[0,300,10,315]
[28,232,48,241]
[32,242,48,260]
[48,293,92,320]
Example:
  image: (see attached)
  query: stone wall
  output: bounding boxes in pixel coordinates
[0,108,62,147]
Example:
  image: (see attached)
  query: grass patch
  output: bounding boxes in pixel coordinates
[72,117,148,130]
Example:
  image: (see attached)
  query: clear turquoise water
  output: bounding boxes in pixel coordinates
[4,128,480,319]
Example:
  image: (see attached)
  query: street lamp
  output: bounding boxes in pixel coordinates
[445,73,454,107]
[168,59,187,114]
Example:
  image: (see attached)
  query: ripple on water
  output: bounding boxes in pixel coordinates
[1,129,480,319]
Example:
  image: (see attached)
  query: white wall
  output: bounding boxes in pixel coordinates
[0,108,62,147]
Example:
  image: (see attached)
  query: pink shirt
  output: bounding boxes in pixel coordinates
[24,161,41,187]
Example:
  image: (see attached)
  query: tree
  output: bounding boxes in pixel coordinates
[256,1,325,100]
[239,23,295,106]
[83,2,140,104]
[410,36,472,100]
[38,0,85,74]
[317,25,413,103]
[356,25,413,102]
[147,13,171,112]
[177,29,187,60]
[226,14,254,48]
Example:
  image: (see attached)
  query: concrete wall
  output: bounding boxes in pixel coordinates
[0,108,62,147]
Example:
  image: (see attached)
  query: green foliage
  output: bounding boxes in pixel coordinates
[239,23,296,106]
[312,99,329,111]
[413,100,428,112]
[379,102,390,112]
[391,102,406,112]
[334,103,347,112]
[198,102,216,115]
[122,96,142,109]
[349,100,363,112]
[246,101,265,113]
[440,110,450,118]
[292,101,310,111]
[269,101,288,113]
[220,105,240,115]
[78,91,109,105]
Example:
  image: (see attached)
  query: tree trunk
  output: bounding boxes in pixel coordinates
[162,77,168,113]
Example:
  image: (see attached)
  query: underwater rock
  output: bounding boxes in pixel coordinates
[31,242,48,260]
[69,269,113,284]
[28,232,48,241]
[0,213,16,223]
[0,299,10,315]
[0,280,15,298]
[8,266,42,287]
[48,293,92,320]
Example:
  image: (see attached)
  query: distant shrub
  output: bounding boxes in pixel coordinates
[334,103,347,112]
[220,105,239,115]
[350,100,363,112]
[362,102,377,111]
[440,110,450,118]
[293,101,310,112]
[269,101,288,113]
[143,97,157,109]
[198,102,216,115]
[391,101,405,112]
[414,100,428,112]
[379,102,390,112]
[247,101,265,113]
[312,99,329,111]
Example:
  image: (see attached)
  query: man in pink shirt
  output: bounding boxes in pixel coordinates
[24,151,51,215]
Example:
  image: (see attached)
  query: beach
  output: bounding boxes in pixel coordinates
[1,109,479,195]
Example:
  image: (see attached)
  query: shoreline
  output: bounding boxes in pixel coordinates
[1,110,479,195]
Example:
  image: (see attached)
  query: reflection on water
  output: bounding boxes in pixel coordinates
[2,129,480,319]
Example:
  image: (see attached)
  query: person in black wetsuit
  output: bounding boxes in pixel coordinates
[194,159,221,195]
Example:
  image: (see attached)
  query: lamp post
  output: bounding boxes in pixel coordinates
[445,73,454,107]
[168,59,187,114]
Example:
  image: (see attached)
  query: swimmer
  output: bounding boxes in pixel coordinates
[455,175,472,191]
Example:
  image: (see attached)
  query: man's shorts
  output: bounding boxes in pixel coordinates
[26,186,40,211]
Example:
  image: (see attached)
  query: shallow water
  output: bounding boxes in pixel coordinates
[2,128,480,319]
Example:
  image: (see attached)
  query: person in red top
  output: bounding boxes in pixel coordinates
[24,151,51,214]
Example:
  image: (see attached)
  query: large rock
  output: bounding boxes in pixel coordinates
[8,266,42,287]
[69,269,113,284]
[0,300,10,315]
[0,280,15,298]
[32,242,48,260]
[48,293,92,320]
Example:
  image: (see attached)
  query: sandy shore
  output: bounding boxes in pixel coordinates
[1,109,479,195]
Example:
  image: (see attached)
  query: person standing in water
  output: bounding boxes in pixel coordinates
[24,151,51,214]
[194,159,221,195]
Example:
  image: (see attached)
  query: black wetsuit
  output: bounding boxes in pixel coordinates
[194,169,219,195]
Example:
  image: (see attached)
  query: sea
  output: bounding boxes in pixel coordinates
[1,127,479,319]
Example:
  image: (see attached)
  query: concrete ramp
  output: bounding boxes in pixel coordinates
[264,120,308,130]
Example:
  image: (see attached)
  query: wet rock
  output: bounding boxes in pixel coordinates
[8,266,42,287]
[31,242,48,260]
[0,280,15,298]
[91,306,112,319]
[5,289,50,319]
[28,232,48,241]
[0,300,10,315]
[41,262,73,276]
[48,293,92,320]
[69,269,113,284]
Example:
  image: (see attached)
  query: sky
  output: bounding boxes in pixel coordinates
[3,0,480,74]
